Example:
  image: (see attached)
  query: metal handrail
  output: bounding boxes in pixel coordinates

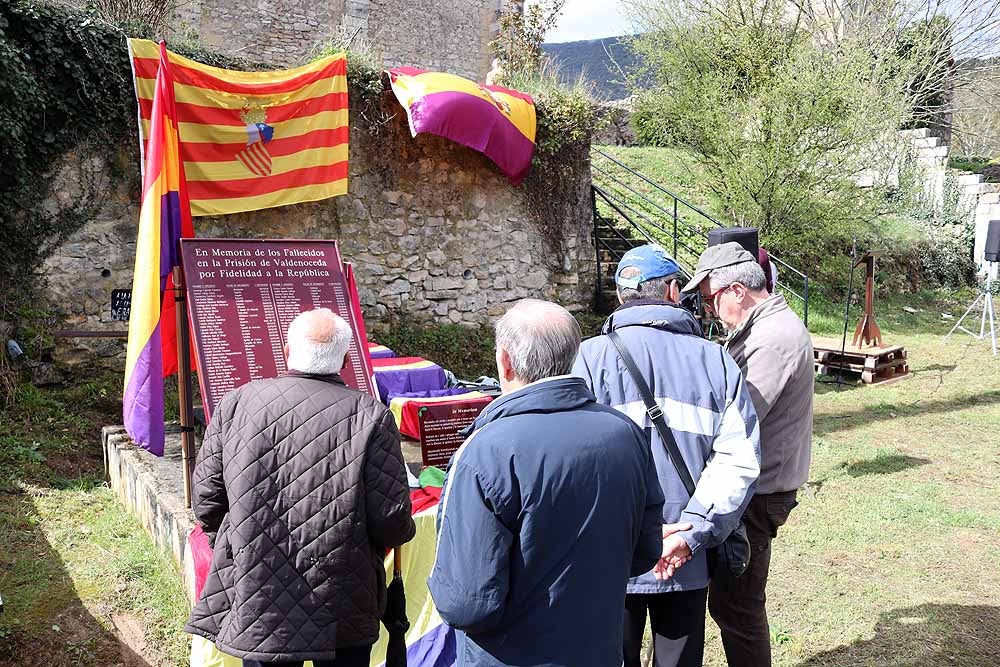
[590,149,811,326]
[592,163,718,256]
[593,148,721,224]
[593,186,660,246]
[594,185,704,263]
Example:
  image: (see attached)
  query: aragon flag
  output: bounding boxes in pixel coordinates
[387,68,536,185]
[128,38,349,217]
[123,42,194,456]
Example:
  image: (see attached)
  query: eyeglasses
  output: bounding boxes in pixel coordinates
[704,284,734,312]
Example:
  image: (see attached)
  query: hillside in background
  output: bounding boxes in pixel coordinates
[542,36,641,102]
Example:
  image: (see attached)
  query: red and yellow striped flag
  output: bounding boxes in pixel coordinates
[128,39,348,216]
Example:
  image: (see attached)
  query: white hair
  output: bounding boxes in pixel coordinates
[285,308,353,375]
[709,261,767,292]
[495,299,581,384]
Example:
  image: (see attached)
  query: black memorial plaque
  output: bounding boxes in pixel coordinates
[417,399,491,468]
[111,289,132,322]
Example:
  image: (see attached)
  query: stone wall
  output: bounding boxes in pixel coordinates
[167,0,506,80]
[168,0,347,65]
[366,0,501,81]
[40,89,595,366]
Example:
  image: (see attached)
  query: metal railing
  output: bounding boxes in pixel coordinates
[591,148,810,325]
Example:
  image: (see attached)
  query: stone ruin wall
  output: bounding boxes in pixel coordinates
[40,90,595,367]
[168,0,507,81]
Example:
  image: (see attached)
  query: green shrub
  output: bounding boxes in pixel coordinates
[373,318,497,380]
[948,155,992,173]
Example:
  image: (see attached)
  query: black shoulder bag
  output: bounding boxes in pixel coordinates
[608,330,751,580]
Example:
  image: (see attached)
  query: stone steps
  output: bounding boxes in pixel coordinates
[958,173,984,186]
[899,127,938,139]
[917,145,949,159]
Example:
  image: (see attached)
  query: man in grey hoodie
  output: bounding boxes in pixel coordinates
[683,242,814,667]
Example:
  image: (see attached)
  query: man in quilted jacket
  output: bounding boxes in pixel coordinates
[428,299,667,667]
[185,308,416,667]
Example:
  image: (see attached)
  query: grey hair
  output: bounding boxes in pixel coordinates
[617,266,685,303]
[709,260,767,292]
[286,308,353,375]
[494,299,582,384]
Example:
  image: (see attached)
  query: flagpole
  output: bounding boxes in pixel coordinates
[173,264,196,508]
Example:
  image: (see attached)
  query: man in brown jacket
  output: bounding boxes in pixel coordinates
[684,243,813,667]
[185,308,416,667]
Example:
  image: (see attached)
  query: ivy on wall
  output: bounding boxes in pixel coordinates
[0,0,599,324]
[0,1,136,314]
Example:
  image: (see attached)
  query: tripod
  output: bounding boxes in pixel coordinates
[945,262,998,356]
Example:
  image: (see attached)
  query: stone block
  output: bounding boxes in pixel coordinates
[518,271,548,291]
[431,276,464,291]
[380,279,411,296]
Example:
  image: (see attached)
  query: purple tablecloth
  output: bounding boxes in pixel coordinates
[367,342,397,360]
[372,357,447,403]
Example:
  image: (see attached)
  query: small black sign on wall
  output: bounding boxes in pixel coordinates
[111,289,132,322]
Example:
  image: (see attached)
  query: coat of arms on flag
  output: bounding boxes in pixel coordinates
[128,39,349,216]
[236,103,275,177]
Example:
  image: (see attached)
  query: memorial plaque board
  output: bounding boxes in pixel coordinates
[110,289,132,322]
[417,399,491,468]
[180,239,376,420]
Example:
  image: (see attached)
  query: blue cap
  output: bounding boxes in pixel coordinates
[615,244,682,289]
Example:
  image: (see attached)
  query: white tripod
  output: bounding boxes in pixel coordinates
[946,262,998,356]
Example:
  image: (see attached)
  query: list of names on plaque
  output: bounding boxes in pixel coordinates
[181,239,375,420]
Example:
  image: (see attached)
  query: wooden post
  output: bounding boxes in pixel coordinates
[852,251,884,348]
[173,265,197,508]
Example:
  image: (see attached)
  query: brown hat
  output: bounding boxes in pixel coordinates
[681,242,757,293]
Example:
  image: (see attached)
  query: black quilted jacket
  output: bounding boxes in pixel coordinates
[184,371,416,661]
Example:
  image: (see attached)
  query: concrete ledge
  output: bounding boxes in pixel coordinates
[103,425,199,604]
[103,424,427,606]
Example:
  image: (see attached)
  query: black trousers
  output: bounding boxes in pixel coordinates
[708,491,798,667]
[623,587,708,667]
[243,644,372,667]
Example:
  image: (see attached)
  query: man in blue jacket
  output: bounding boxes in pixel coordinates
[428,298,667,667]
[573,245,761,667]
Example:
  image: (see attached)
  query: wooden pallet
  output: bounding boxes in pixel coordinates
[812,337,911,386]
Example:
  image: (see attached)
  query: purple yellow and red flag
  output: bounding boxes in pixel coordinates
[128,38,348,217]
[123,42,194,455]
[387,68,536,185]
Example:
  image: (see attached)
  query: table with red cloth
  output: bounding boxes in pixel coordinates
[372,356,447,401]
[388,390,493,440]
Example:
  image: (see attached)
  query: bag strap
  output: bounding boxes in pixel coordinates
[607,329,697,498]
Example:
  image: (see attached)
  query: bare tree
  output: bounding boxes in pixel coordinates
[85,0,175,33]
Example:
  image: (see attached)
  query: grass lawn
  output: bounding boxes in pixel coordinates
[734,293,1000,666]
[0,374,190,666]
[1,292,999,665]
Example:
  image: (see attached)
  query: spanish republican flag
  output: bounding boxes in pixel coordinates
[387,68,536,185]
[124,43,194,456]
[128,39,348,216]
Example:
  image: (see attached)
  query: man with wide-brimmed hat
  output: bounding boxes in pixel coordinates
[683,242,814,667]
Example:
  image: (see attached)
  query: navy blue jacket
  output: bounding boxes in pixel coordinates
[427,376,665,666]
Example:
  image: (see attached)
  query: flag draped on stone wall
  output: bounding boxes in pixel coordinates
[387,68,536,185]
[123,42,194,456]
[128,39,349,216]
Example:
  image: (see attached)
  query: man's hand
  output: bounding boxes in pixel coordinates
[652,522,693,581]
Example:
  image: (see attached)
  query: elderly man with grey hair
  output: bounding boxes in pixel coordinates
[683,242,814,667]
[428,298,666,667]
[574,244,760,667]
[186,308,415,667]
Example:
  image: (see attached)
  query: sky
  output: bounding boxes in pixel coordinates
[527,0,635,44]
